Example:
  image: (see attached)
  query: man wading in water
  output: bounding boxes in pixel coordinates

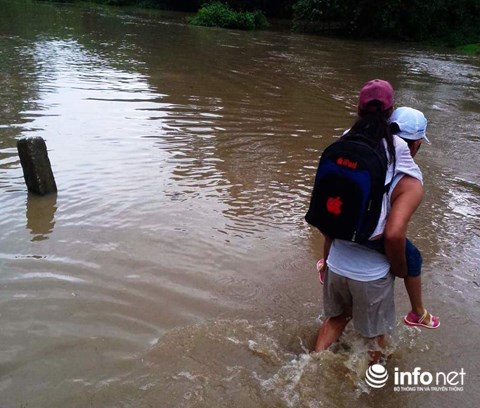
[309,80,437,361]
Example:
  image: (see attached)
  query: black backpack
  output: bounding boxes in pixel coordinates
[305,131,390,243]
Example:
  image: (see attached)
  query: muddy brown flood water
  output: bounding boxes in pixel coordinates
[0,1,479,407]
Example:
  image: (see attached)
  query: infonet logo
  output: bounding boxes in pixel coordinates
[365,364,388,388]
[365,366,467,392]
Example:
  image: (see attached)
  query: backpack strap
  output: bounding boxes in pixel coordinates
[384,179,393,193]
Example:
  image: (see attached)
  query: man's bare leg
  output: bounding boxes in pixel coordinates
[314,312,351,352]
[368,335,389,363]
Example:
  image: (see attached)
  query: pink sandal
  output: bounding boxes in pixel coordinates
[316,258,325,285]
[404,310,440,329]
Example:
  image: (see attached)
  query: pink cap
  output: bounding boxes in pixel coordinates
[358,79,394,111]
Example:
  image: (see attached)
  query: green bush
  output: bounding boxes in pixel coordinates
[292,0,480,45]
[293,0,345,23]
[457,43,480,55]
[188,2,269,30]
[292,0,347,32]
[252,9,269,29]
[89,0,139,5]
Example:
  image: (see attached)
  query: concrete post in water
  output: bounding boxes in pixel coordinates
[17,137,57,196]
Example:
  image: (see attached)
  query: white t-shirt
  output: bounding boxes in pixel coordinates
[326,136,422,282]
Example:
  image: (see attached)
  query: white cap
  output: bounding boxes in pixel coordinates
[390,107,430,143]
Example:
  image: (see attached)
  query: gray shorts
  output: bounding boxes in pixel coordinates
[323,268,395,338]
